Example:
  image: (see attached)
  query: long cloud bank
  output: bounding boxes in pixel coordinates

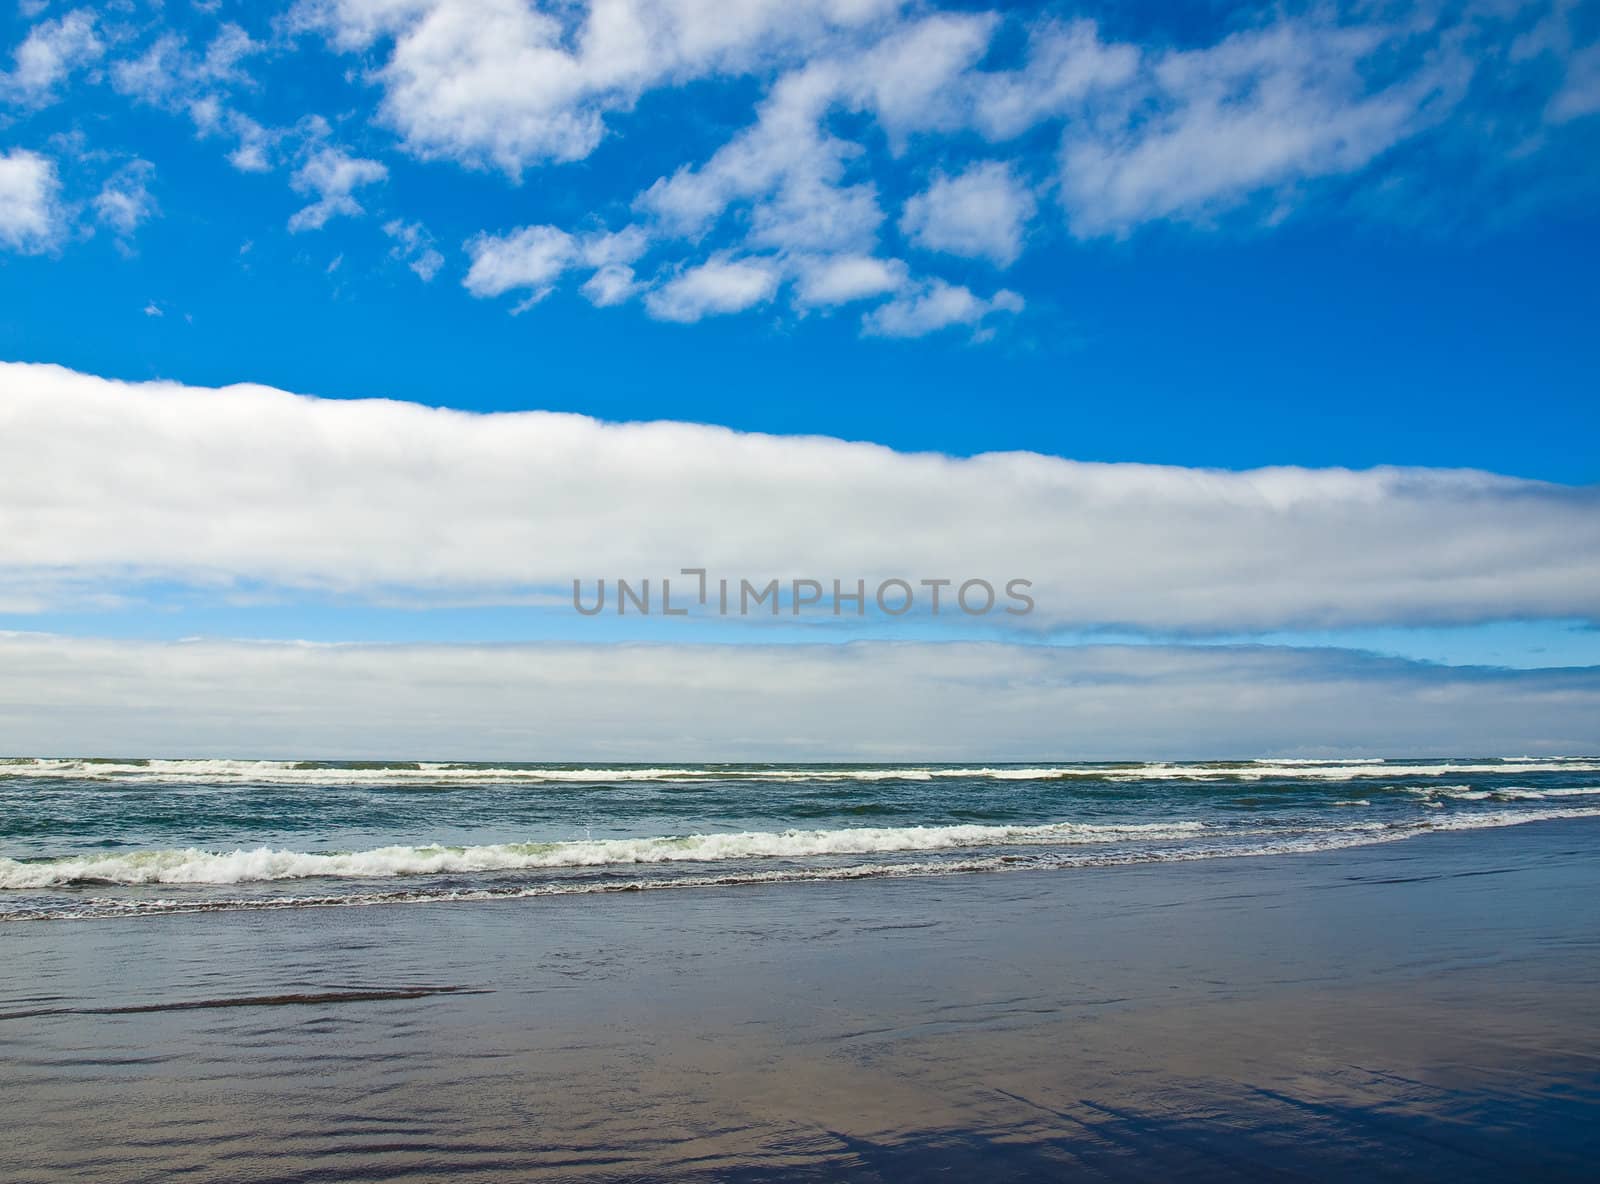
[0,633,1594,760]
[2,361,1597,632]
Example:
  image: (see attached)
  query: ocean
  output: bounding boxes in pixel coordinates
[3,755,1597,921]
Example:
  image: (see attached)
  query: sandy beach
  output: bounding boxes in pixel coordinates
[5,816,1597,1182]
[4,2,1598,1178]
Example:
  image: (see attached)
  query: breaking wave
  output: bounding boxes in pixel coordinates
[5,808,1596,920]
[0,819,1209,888]
[6,808,1598,894]
[2,756,1597,786]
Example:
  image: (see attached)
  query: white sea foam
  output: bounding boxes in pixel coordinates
[9,807,1598,921]
[1483,786,1600,800]
[1410,784,1600,802]
[2,756,1596,786]
[1113,761,1600,782]
[1251,758,1388,766]
[0,819,1210,888]
[7,806,1598,893]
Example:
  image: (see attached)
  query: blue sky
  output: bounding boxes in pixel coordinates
[1,1,1597,479]
[0,1,1598,756]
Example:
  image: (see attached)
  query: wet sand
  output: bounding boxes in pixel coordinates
[4,818,1599,1182]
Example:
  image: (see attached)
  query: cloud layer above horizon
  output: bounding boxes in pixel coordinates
[2,632,1596,759]
[2,0,1597,339]
[3,361,1597,634]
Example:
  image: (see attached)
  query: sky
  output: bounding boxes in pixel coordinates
[0,0,1597,757]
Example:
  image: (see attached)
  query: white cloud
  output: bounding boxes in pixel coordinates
[3,361,1598,634]
[190,100,278,173]
[793,254,907,306]
[463,224,646,305]
[287,147,388,232]
[631,14,996,255]
[0,149,62,253]
[635,58,874,251]
[427,7,1539,330]
[293,0,905,174]
[462,224,575,300]
[383,218,445,281]
[846,10,994,138]
[1058,21,1456,237]
[1,8,103,106]
[112,25,274,172]
[1509,1,1600,125]
[112,24,262,104]
[861,278,1022,337]
[969,18,1139,140]
[899,161,1036,266]
[1549,43,1600,123]
[581,263,639,307]
[1,633,1595,760]
[93,160,158,238]
[23,2,1570,309]
[644,255,781,321]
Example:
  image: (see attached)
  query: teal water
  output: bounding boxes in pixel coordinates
[1,756,1597,919]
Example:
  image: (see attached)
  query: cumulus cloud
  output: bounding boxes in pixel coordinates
[112,22,262,105]
[535,7,1471,330]
[628,14,993,258]
[383,218,445,281]
[969,18,1138,140]
[634,56,879,251]
[248,3,1594,334]
[1058,20,1459,236]
[1549,43,1600,123]
[1509,1,1600,125]
[2,362,1598,633]
[292,0,904,174]
[643,255,781,321]
[1,7,103,105]
[0,149,62,253]
[112,24,275,172]
[861,278,1022,338]
[899,161,1036,265]
[0,633,1594,760]
[93,160,158,239]
[792,254,907,306]
[581,262,640,307]
[287,147,388,231]
[463,224,646,307]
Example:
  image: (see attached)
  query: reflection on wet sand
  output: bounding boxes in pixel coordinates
[5,819,1598,1182]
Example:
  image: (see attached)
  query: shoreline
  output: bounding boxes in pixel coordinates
[5,816,1599,1180]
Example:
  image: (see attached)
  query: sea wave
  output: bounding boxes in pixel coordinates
[0,819,1211,888]
[6,807,1598,892]
[7,807,1596,921]
[2,756,1596,786]
[1409,784,1600,802]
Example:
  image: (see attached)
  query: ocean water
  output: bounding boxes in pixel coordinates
[2,755,1598,921]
